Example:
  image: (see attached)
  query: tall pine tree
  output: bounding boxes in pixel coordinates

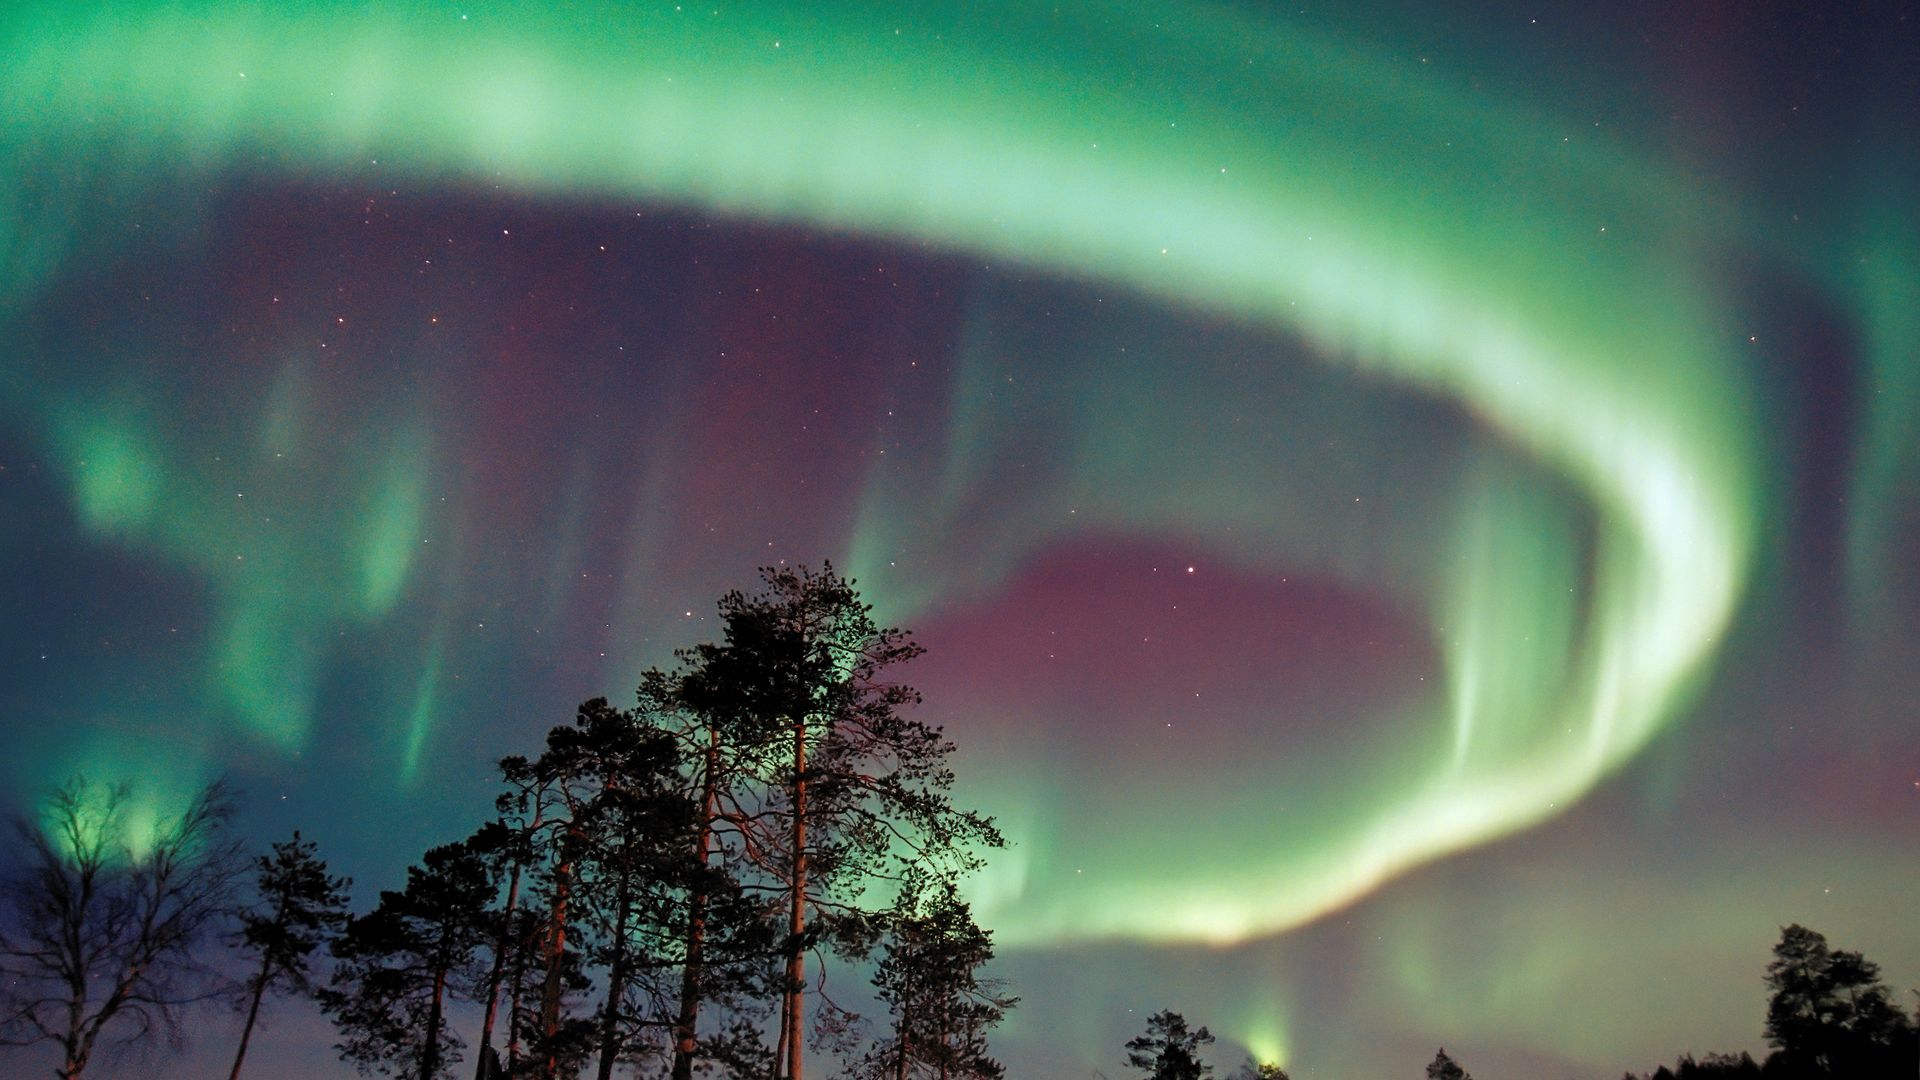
[696,564,1002,1080]
[227,832,351,1080]
[322,839,495,1080]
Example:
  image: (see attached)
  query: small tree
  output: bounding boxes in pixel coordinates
[1125,1010,1214,1080]
[1425,1048,1470,1080]
[227,832,352,1080]
[1229,1062,1290,1080]
[323,839,496,1079]
[0,777,241,1079]
[866,877,1013,1079]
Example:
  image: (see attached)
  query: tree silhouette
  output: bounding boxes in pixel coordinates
[496,698,658,1080]
[865,875,1013,1079]
[1425,1047,1471,1080]
[1125,1010,1214,1080]
[310,568,1011,1080]
[472,785,544,1079]
[1765,923,1913,1076]
[227,831,351,1080]
[568,712,696,1080]
[1622,1050,1764,1079]
[1228,1062,1291,1080]
[322,838,496,1079]
[643,655,783,1080]
[0,777,241,1079]
[697,564,1003,1080]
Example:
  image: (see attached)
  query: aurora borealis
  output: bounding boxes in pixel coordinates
[2,1,1916,1076]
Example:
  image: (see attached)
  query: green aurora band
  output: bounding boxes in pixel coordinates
[17,0,1905,974]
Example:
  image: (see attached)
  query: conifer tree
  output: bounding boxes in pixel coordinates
[866,876,1012,1080]
[496,699,639,1080]
[1125,1010,1214,1080]
[570,714,694,1080]
[472,790,544,1080]
[322,839,495,1080]
[696,564,1002,1080]
[1425,1048,1470,1080]
[642,655,783,1080]
[227,832,351,1080]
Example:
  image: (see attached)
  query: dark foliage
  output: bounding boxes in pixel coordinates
[1126,1009,1215,1080]
[1425,1047,1470,1080]
[321,839,496,1079]
[1620,926,1918,1079]
[1623,1050,1763,1079]
[1763,923,1914,1077]
[227,831,351,1080]
[691,563,1004,1080]
[862,876,1013,1079]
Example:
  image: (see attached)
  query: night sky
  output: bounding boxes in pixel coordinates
[3,2,1917,1077]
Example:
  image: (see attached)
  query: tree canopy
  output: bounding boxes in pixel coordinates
[1126,1009,1216,1080]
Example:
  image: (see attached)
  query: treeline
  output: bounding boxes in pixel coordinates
[1128,925,1918,1080]
[3,566,1916,1080]
[1112,1007,1470,1080]
[0,565,1011,1080]
[1619,922,1917,1080]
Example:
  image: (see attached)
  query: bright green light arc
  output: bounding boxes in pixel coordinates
[0,1,1755,945]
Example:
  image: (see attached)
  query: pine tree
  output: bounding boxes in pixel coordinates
[496,699,640,1080]
[1125,1010,1214,1080]
[570,714,695,1080]
[866,876,1013,1080]
[227,832,352,1080]
[322,839,496,1079]
[695,564,1002,1080]
[1425,1048,1470,1080]
[642,653,783,1080]
[472,794,544,1079]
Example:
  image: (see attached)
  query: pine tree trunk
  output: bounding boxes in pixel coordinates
[227,963,270,1080]
[232,885,292,1080]
[423,958,449,1080]
[785,714,808,1080]
[539,852,577,1080]
[770,981,790,1080]
[505,921,532,1074]
[671,733,720,1080]
[936,1009,949,1080]
[477,833,531,1080]
[894,960,914,1080]
[594,863,635,1080]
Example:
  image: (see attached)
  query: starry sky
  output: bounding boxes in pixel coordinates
[2,2,1917,1077]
